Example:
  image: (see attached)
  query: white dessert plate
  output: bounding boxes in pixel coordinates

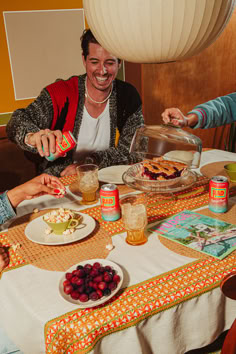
[98,165,130,184]
[59,258,124,307]
[25,212,96,245]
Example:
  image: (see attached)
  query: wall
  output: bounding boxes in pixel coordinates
[0,0,84,122]
[0,0,84,191]
[138,9,236,150]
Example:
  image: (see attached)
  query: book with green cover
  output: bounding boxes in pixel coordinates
[149,210,236,259]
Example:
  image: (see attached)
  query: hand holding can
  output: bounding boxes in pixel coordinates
[43,131,77,161]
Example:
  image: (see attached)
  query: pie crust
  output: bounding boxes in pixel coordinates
[139,158,187,181]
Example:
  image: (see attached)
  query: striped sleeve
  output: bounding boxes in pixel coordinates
[188,93,236,129]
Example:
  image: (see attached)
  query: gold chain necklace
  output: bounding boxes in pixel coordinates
[85,77,113,104]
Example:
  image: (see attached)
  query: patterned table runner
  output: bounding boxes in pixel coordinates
[68,175,236,237]
[45,252,236,353]
[2,175,236,272]
[43,174,236,353]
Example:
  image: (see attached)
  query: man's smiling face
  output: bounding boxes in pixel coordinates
[83,43,121,93]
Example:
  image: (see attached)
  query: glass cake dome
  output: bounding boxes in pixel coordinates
[129,124,202,169]
[122,124,202,193]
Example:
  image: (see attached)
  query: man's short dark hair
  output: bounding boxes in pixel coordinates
[80,28,121,63]
[80,29,99,60]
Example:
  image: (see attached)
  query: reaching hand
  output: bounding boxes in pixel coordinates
[7,173,66,208]
[60,164,78,177]
[161,108,188,127]
[25,129,63,157]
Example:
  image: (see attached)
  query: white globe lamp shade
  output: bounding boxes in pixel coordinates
[83,0,236,63]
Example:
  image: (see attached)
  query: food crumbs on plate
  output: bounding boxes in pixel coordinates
[45,228,52,235]
[11,243,21,252]
[106,244,114,251]
[63,228,75,235]
[33,208,39,213]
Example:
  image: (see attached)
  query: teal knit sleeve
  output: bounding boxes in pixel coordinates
[188,93,236,129]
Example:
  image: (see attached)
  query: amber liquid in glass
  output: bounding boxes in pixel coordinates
[125,228,147,245]
[81,188,98,205]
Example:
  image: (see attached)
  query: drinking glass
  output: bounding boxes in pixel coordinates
[76,164,99,205]
[120,194,148,245]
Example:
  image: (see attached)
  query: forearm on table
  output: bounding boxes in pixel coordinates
[7,188,26,208]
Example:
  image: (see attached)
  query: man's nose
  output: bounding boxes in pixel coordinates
[98,63,107,74]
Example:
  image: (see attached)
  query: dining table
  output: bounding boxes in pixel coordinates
[0,149,236,354]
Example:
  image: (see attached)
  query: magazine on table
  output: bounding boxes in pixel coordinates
[149,210,236,259]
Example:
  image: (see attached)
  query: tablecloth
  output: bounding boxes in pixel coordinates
[0,150,236,354]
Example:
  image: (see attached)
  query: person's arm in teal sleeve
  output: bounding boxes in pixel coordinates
[188,93,236,129]
[162,92,236,129]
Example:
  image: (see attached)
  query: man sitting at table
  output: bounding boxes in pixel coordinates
[6,29,144,177]
[161,93,236,130]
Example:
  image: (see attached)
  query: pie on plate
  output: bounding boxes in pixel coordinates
[138,158,187,181]
[123,158,189,189]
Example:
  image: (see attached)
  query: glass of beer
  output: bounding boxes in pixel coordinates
[76,164,99,205]
[120,194,148,245]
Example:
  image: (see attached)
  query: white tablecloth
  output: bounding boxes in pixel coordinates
[0,150,236,354]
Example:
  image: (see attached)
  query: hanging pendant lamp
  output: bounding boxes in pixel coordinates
[83,0,236,63]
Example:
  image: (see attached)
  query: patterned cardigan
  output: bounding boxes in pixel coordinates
[6,74,144,176]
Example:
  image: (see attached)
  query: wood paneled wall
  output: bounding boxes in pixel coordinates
[125,11,236,150]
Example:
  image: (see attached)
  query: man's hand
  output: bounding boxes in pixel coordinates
[7,174,66,208]
[25,129,63,157]
[60,164,78,177]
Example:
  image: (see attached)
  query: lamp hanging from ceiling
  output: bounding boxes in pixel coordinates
[83,0,236,63]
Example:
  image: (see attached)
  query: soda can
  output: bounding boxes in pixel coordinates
[45,131,76,161]
[100,184,121,221]
[209,176,229,213]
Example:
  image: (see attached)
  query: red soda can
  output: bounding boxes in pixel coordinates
[100,184,121,221]
[209,176,229,213]
[45,131,76,161]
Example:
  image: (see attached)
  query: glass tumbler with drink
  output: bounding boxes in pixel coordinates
[120,194,148,245]
[76,164,99,205]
